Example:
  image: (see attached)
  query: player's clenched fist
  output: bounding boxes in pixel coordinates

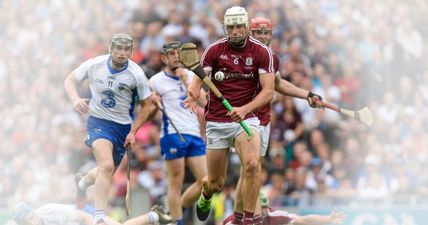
[226,106,250,122]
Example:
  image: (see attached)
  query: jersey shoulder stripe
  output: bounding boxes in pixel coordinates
[201,37,228,63]
[248,36,274,72]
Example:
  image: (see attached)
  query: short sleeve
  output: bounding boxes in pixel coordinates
[256,46,275,74]
[73,58,95,82]
[135,69,152,101]
[201,44,217,73]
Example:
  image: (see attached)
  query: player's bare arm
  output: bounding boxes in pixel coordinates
[274,74,308,99]
[274,72,323,108]
[227,72,275,122]
[184,71,205,112]
[64,72,89,115]
[293,208,346,225]
[124,97,157,148]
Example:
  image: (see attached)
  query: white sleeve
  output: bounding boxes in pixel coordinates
[135,69,152,101]
[149,77,158,93]
[73,58,95,82]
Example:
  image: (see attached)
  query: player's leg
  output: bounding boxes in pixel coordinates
[181,135,207,208]
[233,168,245,224]
[234,118,262,224]
[76,167,98,191]
[165,157,185,223]
[233,123,269,224]
[122,205,175,225]
[182,155,206,207]
[196,149,229,220]
[92,139,115,224]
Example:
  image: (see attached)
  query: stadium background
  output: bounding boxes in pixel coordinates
[1,0,428,224]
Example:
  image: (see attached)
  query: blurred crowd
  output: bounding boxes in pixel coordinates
[1,0,428,222]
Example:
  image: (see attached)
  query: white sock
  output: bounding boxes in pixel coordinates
[78,176,91,190]
[147,211,159,224]
[94,210,105,223]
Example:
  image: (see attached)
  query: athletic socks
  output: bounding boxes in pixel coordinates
[176,219,183,225]
[243,211,254,225]
[146,211,159,224]
[78,176,91,190]
[232,211,244,224]
[253,214,263,225]
[94,210,106,223]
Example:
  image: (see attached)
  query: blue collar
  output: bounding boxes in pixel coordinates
[163,70,179,80]
[107,57,128,74]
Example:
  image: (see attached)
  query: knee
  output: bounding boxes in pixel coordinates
[243,158,261,175]
[98,162,115,176]
[207,178,224,193]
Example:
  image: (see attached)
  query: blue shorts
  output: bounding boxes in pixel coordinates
[160,134,206,160]
[85,116,131,166]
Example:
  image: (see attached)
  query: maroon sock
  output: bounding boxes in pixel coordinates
[253,214,263,225]
[232,211,244,224]
[243,211,254,225]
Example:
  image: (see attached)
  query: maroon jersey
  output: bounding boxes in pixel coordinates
[201,36,274,122]
[257,53,280,126]
[223,207,296,225]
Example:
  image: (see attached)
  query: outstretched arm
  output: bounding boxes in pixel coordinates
[275,75,308,99]
[293,209,346,225]
[275,75,323,108]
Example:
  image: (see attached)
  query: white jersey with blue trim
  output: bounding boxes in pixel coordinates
[150,69,201,137]
[73,55,151,125]
[35,203,76,225]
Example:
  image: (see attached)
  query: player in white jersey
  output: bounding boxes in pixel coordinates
[10,202,175,225]
[64,33,154,225]
[149,42,207,225]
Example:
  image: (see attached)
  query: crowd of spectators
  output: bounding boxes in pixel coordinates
[1,0,428,223]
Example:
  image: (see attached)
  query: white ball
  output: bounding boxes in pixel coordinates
[214,71,225,81]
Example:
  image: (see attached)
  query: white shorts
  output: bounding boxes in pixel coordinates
[260,123,271,156]
[206,117,260,149]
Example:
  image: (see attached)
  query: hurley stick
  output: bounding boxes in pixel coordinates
[322,102,373,126]
[179,42,253,137]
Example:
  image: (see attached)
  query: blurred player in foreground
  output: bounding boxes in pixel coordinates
[223,193,346,225]
[9,202,175,225]
[64,33,154,224]
[150,41,207,225]
[231,16,324,224]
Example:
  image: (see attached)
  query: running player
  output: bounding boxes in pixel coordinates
[64,33,154,225]
[231,17,323,224]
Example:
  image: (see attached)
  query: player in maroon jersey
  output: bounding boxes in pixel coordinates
[184,6,275,224]
[230,17,324,224]
[223,193,346,225]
